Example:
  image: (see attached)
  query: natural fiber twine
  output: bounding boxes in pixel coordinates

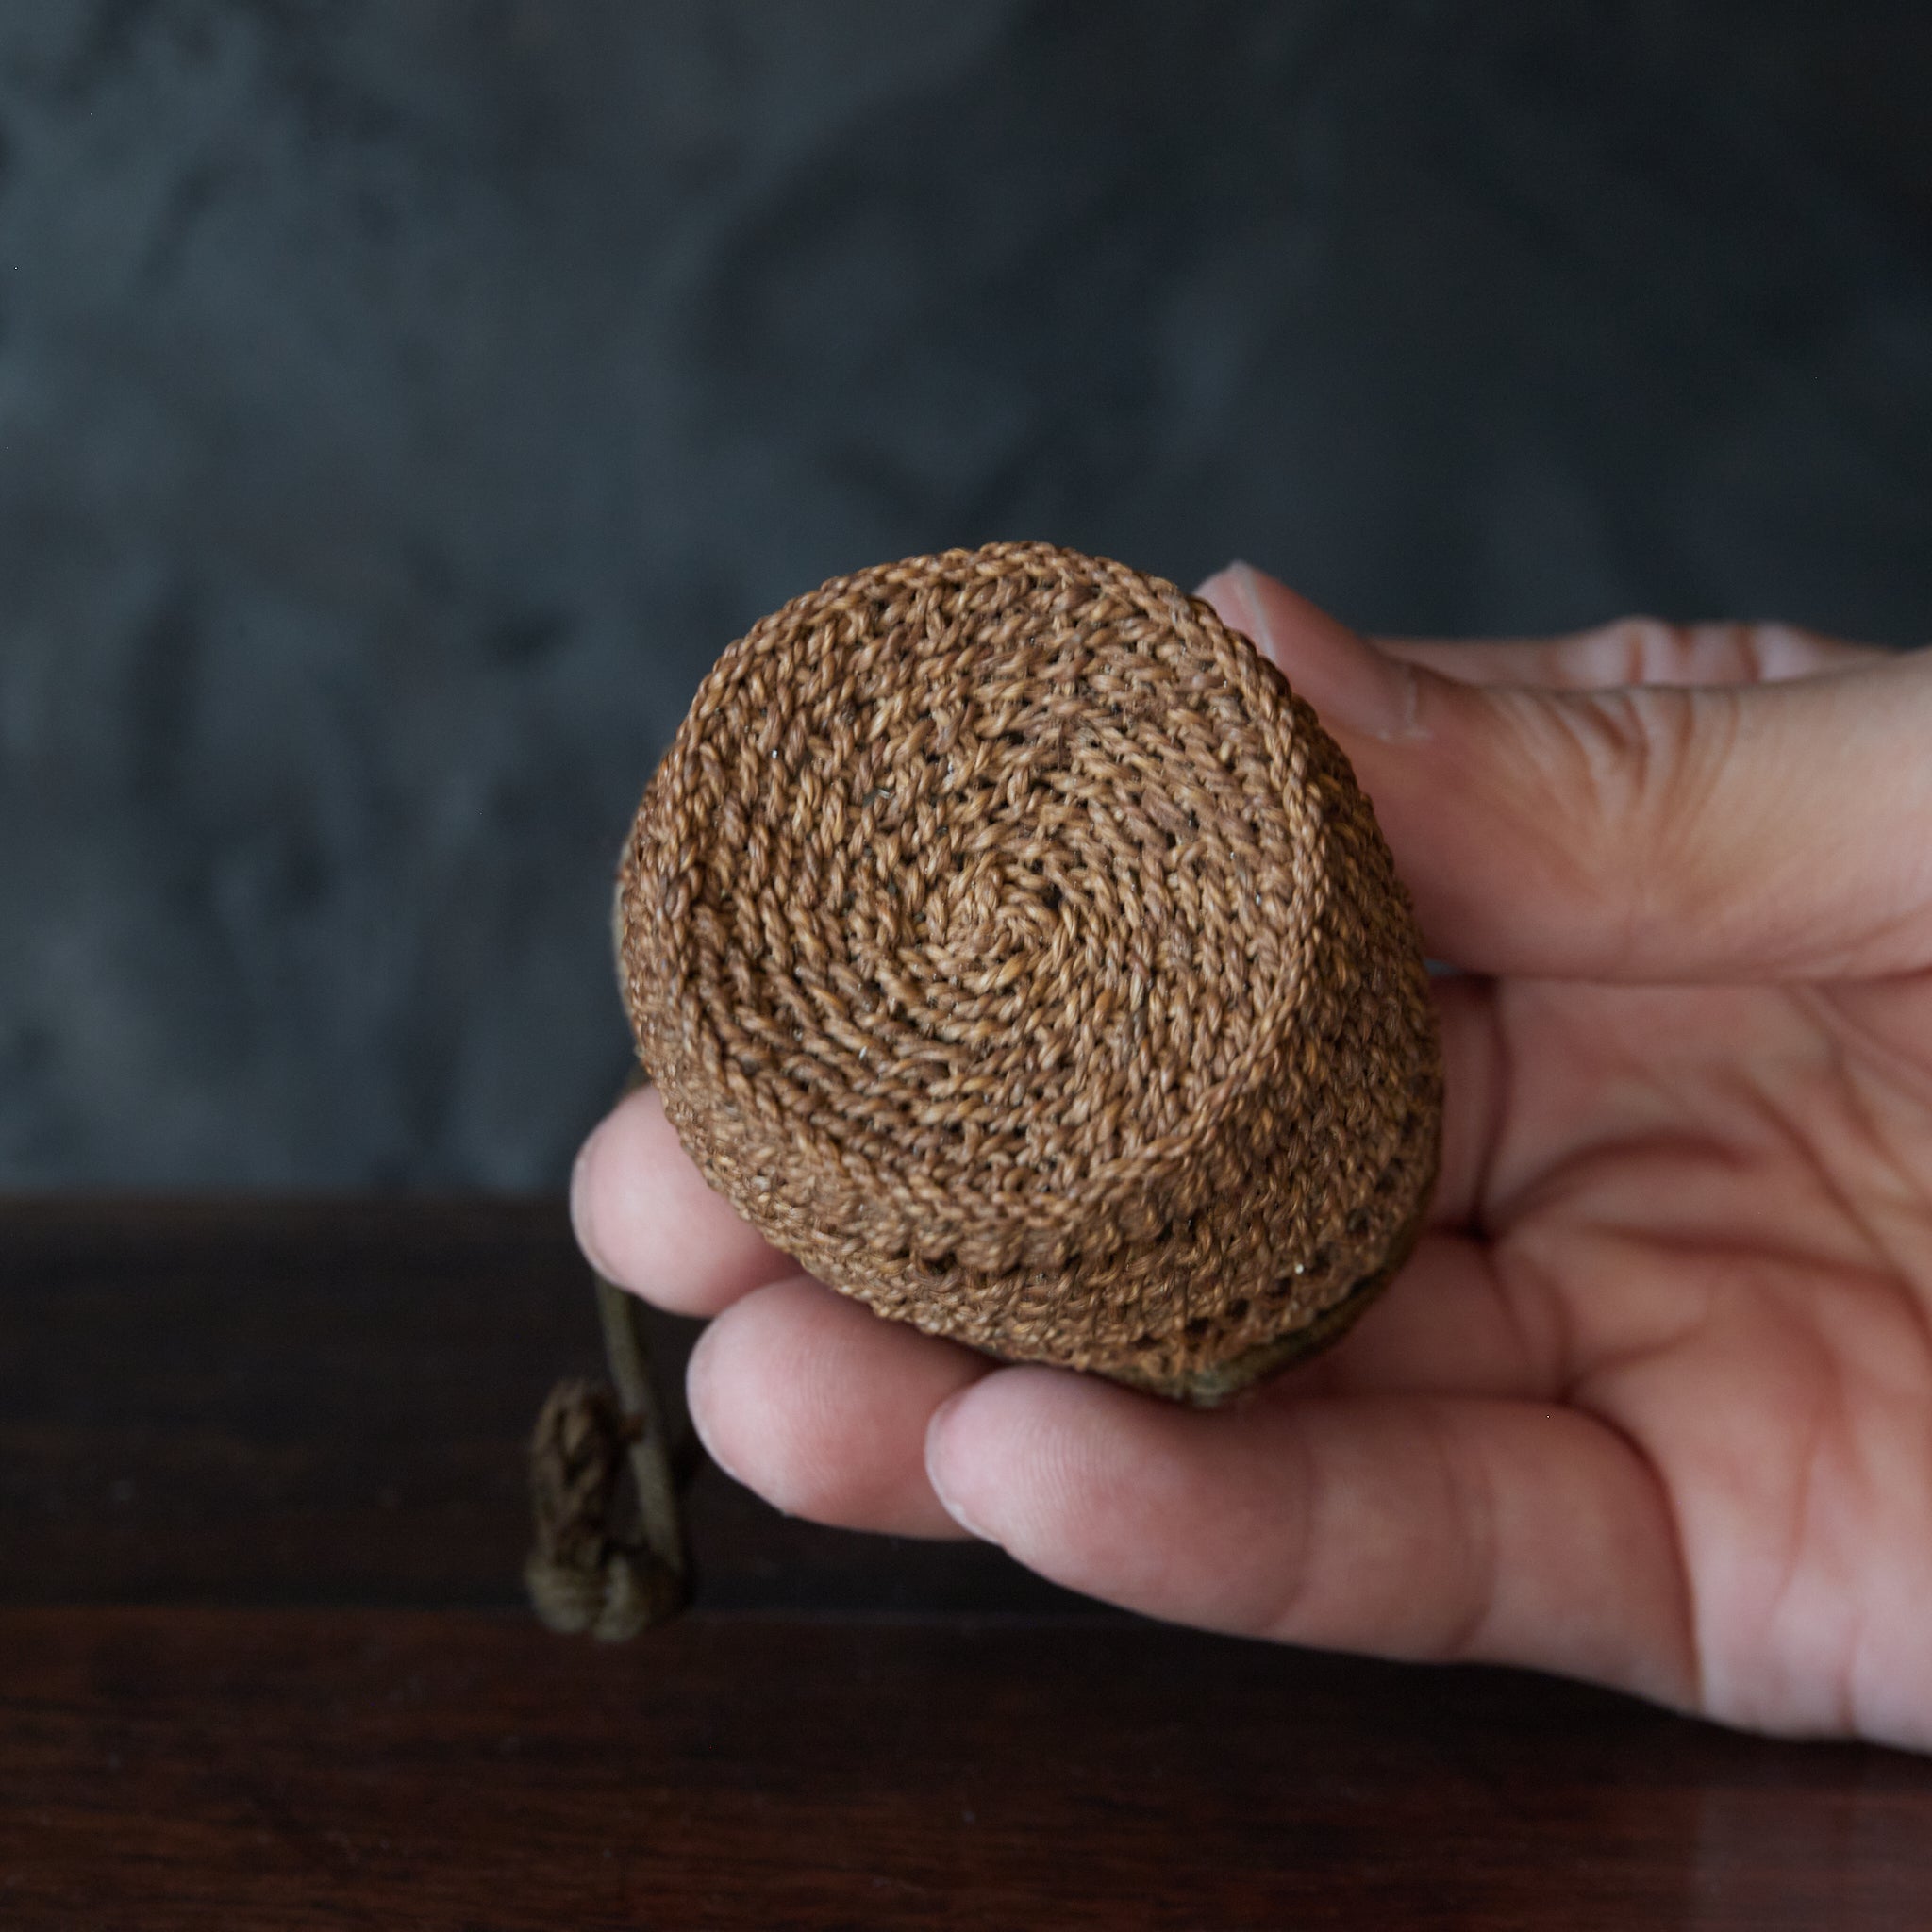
[525,1265,689,1639]
[618,543,1441,1404]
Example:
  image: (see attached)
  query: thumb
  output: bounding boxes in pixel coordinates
[1201,564,1932,983]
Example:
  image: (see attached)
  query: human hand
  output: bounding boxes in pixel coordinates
[572,563,1932,1749]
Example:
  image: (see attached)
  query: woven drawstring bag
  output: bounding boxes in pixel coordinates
[618,543,1441,1405]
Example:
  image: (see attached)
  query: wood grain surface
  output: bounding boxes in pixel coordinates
[5,1199,1931,1928]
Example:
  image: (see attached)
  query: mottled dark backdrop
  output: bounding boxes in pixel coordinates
[2,1,1927,1188]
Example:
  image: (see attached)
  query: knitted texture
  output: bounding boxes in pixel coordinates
[618,543,1441,1404]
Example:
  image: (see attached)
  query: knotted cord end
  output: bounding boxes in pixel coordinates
[526,1361,687,1640]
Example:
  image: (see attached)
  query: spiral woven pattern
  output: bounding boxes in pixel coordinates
[619,543,1440,1403]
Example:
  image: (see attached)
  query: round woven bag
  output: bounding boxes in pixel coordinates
[618,543,1441,1405]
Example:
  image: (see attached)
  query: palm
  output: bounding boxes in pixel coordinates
[1316,969,1932,1739]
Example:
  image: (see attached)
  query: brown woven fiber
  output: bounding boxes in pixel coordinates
[618,543,1441,1405]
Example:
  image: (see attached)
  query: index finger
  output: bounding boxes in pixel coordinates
[571,1082,796,1316]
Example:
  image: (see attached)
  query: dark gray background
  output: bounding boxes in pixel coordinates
[2,0,1926,1189]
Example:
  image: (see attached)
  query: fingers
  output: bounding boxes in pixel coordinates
[578,965,1541,1523]
[570,1083,795,1315]
[676,1255,1568,1546]
[1376,618,1888,690]
[1200,564,1932,982]
[680,1238,1569,1569]
[689,1275,990,1537]
[925,1369,1697,1709]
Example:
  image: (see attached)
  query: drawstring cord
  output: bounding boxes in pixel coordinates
[525,1264,689,1639]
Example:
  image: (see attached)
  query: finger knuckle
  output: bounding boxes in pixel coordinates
[1533,685,1742,960]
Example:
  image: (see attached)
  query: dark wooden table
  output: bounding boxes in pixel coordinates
[6,1200,1931,1928]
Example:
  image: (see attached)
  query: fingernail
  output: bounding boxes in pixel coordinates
[1213,561,1423,742]
[1194,561,1258,634]
[925,1391,998,1543]
[568,1119,620,1282]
